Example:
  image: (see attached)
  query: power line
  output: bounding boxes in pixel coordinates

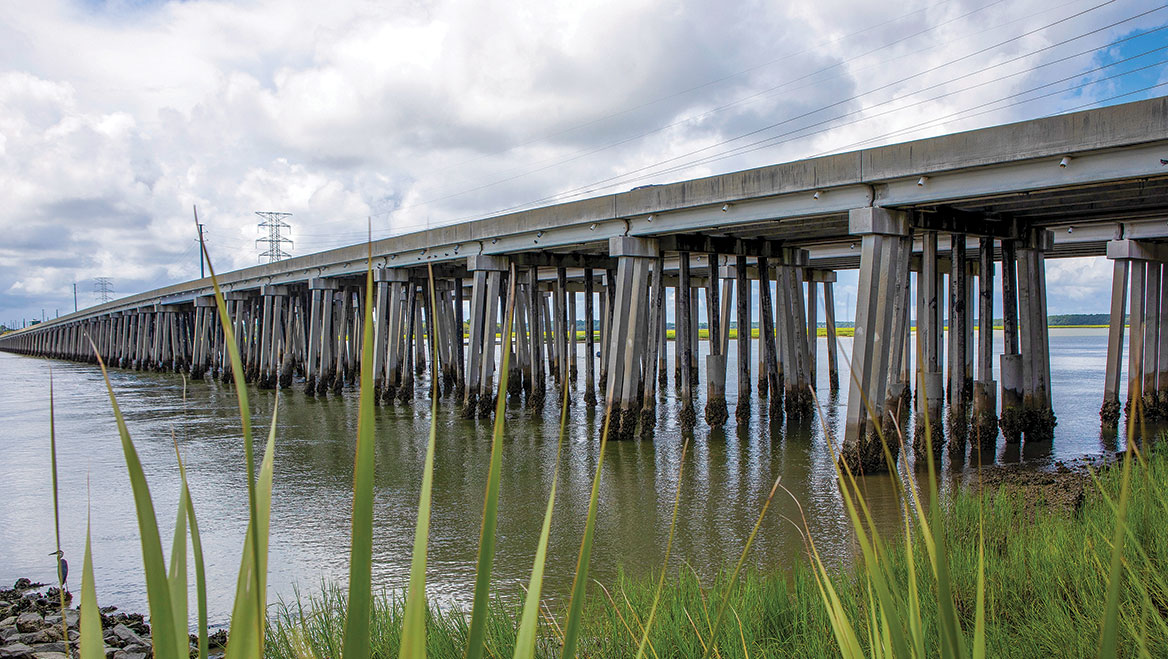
[455,3,1156,219]
[256,211,294,263]
[591,37,1168,192]
[361,0,987,212]
[312,0,1143,242]
[322,0,1029,229]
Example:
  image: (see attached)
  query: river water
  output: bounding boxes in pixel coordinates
[0,328,1130,626]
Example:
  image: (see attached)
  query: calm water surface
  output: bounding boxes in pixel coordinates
[0,328,1131,625]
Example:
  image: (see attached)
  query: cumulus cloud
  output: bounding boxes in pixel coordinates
[0,0,1163,324]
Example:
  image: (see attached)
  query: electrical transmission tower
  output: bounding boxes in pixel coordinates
[255,211,293,263]
[94,277,114,303]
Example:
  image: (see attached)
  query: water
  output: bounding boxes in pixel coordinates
[0,328,1130,625]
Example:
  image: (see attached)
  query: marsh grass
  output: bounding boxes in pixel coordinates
[265,443,1168,658]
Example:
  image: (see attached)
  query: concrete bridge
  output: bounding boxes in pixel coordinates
[4,97,1168,471]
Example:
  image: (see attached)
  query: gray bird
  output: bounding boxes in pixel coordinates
[49,550,68,593]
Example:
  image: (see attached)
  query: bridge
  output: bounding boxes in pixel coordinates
[4,96,1168,471]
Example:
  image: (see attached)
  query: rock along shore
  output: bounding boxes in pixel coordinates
[0,578,225,659]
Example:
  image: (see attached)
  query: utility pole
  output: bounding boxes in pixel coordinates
[194,205,207,278]
[255,211,293,263]
[73,283,78,312]
[94,277,114,304]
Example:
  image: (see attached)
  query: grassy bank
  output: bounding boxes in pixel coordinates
[267,446,1168,658]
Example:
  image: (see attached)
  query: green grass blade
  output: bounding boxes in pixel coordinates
[973,503,986,659]
[399,266,443,659]
[199,240,264,642]
[342,245,378,659]
[467,266,517,659]
[513,369,569,659]
[90,343,180,659]
[1099,432,1134,657]
[224,401,279,659]
[634,437,689,659]
[79,497,105,659]
[48,370,70,644]
[167,477,189,659]
[558,407,613,659]
[175,441,209,659]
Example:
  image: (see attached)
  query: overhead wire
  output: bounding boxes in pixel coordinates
[331,0,1056,230]
[564,31,1168,193]
[292,1,1160,251]
[360,0,978,209]
[432,1,1154,222]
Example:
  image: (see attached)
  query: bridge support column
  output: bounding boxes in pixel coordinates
[779,251,813,420]
[656,287,668,388]
[973,237,999,449]
[720,276,733,362]
[513,282,530,398]
[1016,229,1056,442]
[383,277,408,402]
[758,257,781,421]
[282,291,303,388]
[885,249,912,428]
[554,266,569,401]
[735,254,752,422]
[824,279,840,392]
[677,252,696,427]
[583,268,597,406]
[640,256,666,428]
[135,308,149,370]
[948,239,970,457]
[259,285,287,388]
[343,285,360,390]
[313,283,337,394]
[463,255,508,417]
[999,240,1023,442]
[842,207,911,473]
[371,274,391,397]
[705,251,728,426]
[413,287,427,378]
[453,278,466,398]
[526,268,546,410]
[191,297,216,379]
[397,282,419,403]
[303,284,323,393]
[1144,263,1162,418]
[436,285,459,398]
[1104,239,1168,426]
[150,310,163,370]
[568,284,578,386]
[807,275,818,386]
[603,237,657,438]
[915,232,945,457]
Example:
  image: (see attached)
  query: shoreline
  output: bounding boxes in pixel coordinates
[0,579,226,659]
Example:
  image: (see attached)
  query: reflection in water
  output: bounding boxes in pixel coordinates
[0,328,1133,625]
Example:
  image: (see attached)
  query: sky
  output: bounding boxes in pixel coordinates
[1,0,1166,327]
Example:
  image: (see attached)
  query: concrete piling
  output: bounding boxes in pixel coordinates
[704,251,728,425]
[842,208,910,472]
[734,254,752,422]
[972,236,999,449]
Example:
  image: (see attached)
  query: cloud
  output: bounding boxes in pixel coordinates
[0,0,1162,324]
